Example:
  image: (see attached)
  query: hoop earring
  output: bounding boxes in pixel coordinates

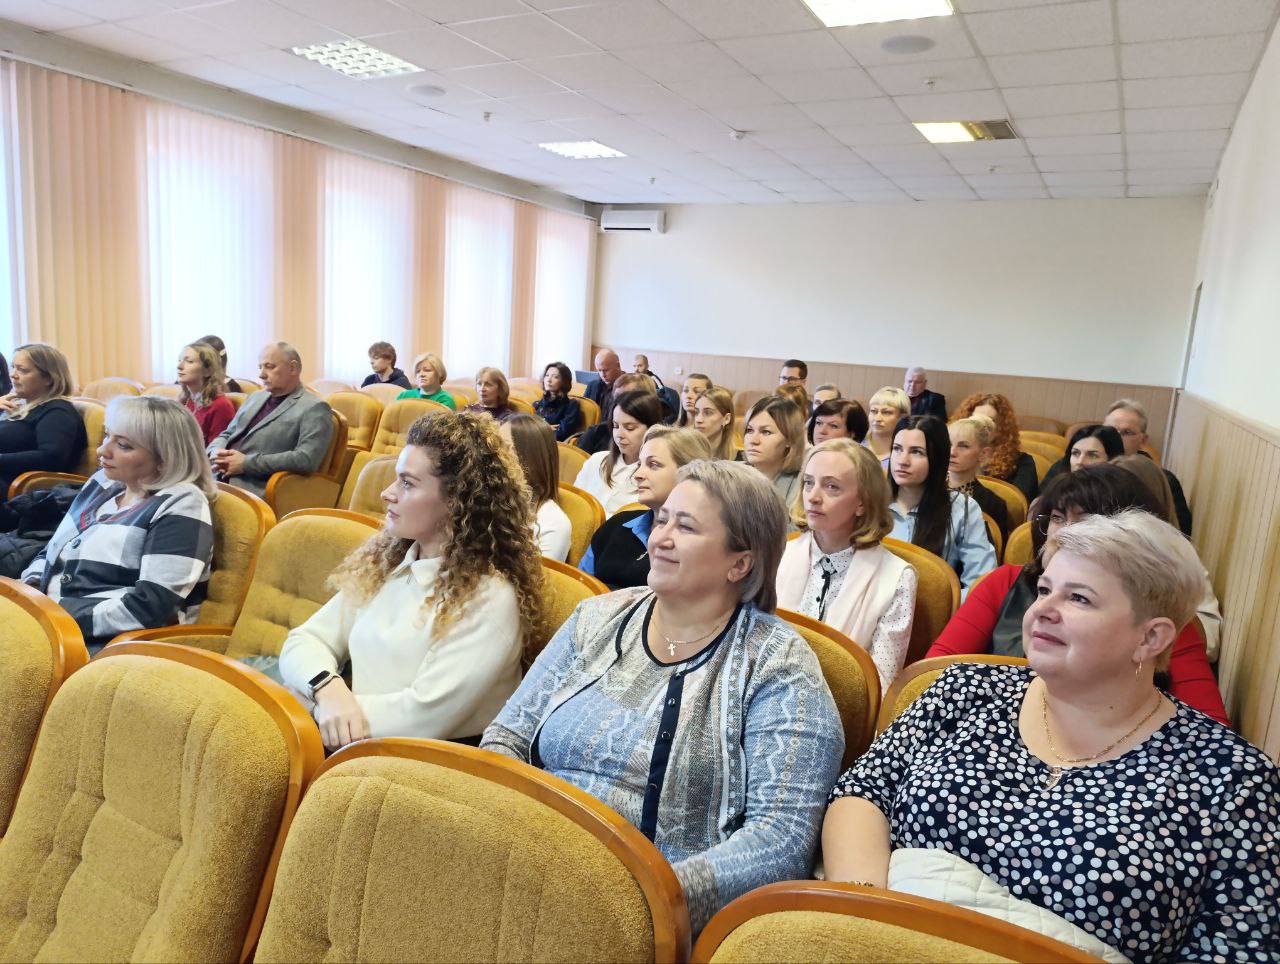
[1134,660,1143,678]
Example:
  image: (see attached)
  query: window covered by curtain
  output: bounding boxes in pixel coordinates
[443,183,515,380]
[532,208,596,376]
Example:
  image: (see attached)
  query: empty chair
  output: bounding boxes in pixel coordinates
[327,391,383,452]
[359,381,404,407]
[1004,522,1035,567]
[536,558,607,659]
[79,376,143,403]
[1021,439,1068,465]
[347,453,397,519]
[109,509,379,661]
[883,538,960,667]
[1018,430,1067,454]
[262,409,350,518]
[978,475,1029,530]
[692,880,1095,963]
[255,739,690,963]
[309,379,355,396]
[338,398,446,510]
[877,654,1027,733]
[557,440,590,481]
[200,484,276,626]
[0,577,89,835]
[0,641,322,962]
[557,482,605,566]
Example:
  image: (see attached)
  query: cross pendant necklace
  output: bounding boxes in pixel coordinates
[666,641,678,657]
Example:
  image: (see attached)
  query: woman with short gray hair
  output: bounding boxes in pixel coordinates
[22,395,216,652]
[484,459,843,933]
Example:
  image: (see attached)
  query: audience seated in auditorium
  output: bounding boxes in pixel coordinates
[579,426,710,589]
[811,383,841,412]
[585,348,623,411]
[777,440,917,689]
[889,415,997,597]
[778,358,808,388]
[632,352,665,388]
[777,382,810,421]
[948,415,1009,539]
[280,411,542,750]
[396,351,455,409]
[360,341,411,390]
[692,386,736,461]
[1106,397,1191,535]
[22,396,214,652]
[808,398,869,446]
[951,392,1039,503]
[198,333,241,393]
[464,367,519,424]
[743,395,806,511]
[0,343,87,499]
[928,464,1228,723]
[576,372,660,454]
[206,342,334,498]
[501,414,571,562]
[1044,423,1124,483]
[484,460,843,934]
[573,390,664,517]
[904,366,947,420]
[177,341,235,445]
[824,510,1277,962]
[532,361,582,442]
[864,386,910,467]
[0,350,9,396]
[676,372,711,428]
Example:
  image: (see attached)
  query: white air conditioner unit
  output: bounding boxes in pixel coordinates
[600,208,665,234]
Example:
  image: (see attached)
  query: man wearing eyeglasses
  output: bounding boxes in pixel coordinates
[778,359,808,388]
[1105,398,1192,536]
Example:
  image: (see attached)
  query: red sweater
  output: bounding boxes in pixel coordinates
[185,395,236,446]
[928,563,1230,727]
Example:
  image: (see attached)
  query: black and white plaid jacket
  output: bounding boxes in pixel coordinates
[22,471,214,646]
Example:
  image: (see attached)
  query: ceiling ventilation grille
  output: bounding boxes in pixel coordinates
[967,119,1019,140]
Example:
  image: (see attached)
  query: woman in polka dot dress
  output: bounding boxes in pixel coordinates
[822,511,1279,962]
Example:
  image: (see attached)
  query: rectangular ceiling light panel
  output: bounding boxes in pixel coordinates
[291,41,423,80]
[914,121,974,143]
[802,0,953,28]
[539,140,627,159]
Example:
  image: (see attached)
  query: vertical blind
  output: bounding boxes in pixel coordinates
[0,59,595,387]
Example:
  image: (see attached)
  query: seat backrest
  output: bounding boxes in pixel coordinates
[577,395,601,427]
[1021,439,1067,464]
[1005,522,1035,567]
[79,376,143,403]
[557,441,590,481]
[877,654,1028,733]
[978,476,1028,529]
[983,513,1003,563]
[692,880,1094,963]
[777,608,879,765]
[234,376,263,392]
[1026,450,1054,483]
[557,482,605,566]
[509,396,537,416]
[142,383,181,400]
[372,398,447,454]
[444,381,477,407]
[359,382,404,407]
[326,391,383,451]
[1016,415,1067,436]
[732,389,767,416]
[0,642,322,963]
[883,538,961,667]
[309,379,354,396]
[226,391,247,411]
[225,510,379,660]
[1018,430,1067,454]
[256,740,690,963]
[71,397,107,477]
[201,484,276,627]
[348,454,397,519]
[537,558,608,658]
[0,578,88,835]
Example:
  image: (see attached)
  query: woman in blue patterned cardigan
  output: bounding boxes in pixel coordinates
[483,459,843,933]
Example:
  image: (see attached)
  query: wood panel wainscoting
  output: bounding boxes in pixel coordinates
[593,346,1176,452]
[1166,392,1280,762]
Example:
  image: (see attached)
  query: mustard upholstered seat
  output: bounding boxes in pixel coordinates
[877,654,1028,733]
[262,408,349,518]
[0,578,89,836]
[0,642,322,962]
[978,475,1029,530]
[1017,415,1067,436]
[201,484,276,627]
[537,558,607,659]
[359,382,406,407]
[327,391,383,452]
[577,395,601,427]
[338,398,445,509]
[256,739,690,963]
[309,379,355,396]
[1021,439,1066,465]
[983,513,1004,563]
[1018,431,1067,454]
[692,881,1095,963]
[777,608,880,765]
[347,453,397,519]
[110,509,379,660]
[226,391,247,411]
[509,395,537,416]
[1026,450,1054,483]
[141,383,181,400]
[233,376,263,392]
[557,441,590,482]
[1005,522,1035,567]
[558,482,605,566]
[883,538,961,667]
[79,376,143,403]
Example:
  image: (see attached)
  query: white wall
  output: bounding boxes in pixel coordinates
[595,197,1204,386]
[1186,24,1280,429]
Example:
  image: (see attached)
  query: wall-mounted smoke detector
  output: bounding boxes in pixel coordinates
[914,120,1019,144]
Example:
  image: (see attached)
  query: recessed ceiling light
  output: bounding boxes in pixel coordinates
[291,40,423,80]
[539,140,627,159]
[801,0,953,28]
[914,122,975,143]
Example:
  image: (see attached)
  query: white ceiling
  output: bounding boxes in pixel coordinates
[4,0,1277,204]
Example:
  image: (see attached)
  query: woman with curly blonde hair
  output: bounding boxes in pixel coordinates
[951,391,1039,503]
[279,410,544,751]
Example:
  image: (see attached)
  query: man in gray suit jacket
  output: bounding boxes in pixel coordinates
[207,342,334,498]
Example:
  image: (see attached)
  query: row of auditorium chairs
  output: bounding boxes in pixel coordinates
[0,574,1086,962]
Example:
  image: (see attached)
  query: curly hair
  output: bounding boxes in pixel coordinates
[329,410,545,665]
[951,392,1022,481]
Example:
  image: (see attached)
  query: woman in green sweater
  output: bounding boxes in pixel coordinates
[396,351,456,409]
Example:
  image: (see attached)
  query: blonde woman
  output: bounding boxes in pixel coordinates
[692,386,736,461]
[865,386,910,467]
[777,439,917,689]
[22,396,216,651]
[279,411,544,750]
[0,343,86,497]
[397,352,456,409]
[947,415,1009,539]
[464,366,518,423]
[179,341,235,444]
[742,395,806,509]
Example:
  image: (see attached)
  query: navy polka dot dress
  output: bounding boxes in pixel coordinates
[831,664,1280,962]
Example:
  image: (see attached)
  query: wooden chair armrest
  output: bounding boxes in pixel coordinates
[7,471,90,500]
[107,625,237,654]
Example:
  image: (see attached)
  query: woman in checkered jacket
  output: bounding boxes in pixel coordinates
[22,395,216,652]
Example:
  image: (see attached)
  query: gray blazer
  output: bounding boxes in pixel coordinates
[206,385,334,497]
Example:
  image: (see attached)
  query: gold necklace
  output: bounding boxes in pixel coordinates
[1039,686,1163,790]
[655,605,732,659]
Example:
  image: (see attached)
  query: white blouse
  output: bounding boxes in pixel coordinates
[573,450,640,517]
[535,498,572,562]
[278,544,522,740]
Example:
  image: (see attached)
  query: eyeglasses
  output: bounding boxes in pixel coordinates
[779,375,804,384]
[1116,428,1143,437]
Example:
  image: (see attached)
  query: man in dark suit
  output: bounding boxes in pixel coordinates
[905,366,947,420]
[584,348,623,412]
[1104,398,1192,536]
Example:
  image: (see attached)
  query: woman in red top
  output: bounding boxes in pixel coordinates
[928,463,1229,726]
[178,341,235,446]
